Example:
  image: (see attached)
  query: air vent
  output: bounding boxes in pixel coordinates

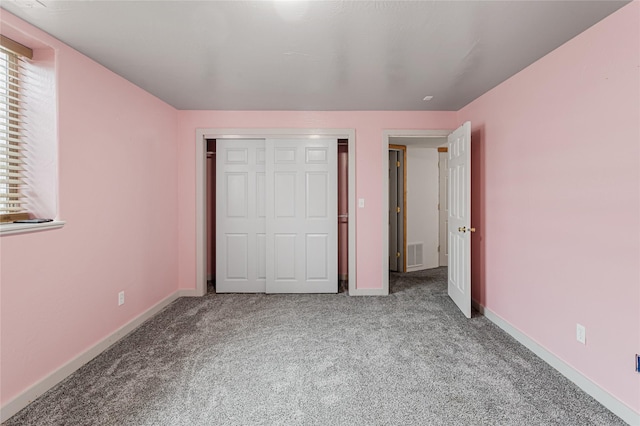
[407,243,424,268]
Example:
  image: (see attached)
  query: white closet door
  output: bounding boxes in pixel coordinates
[265,139,337,293]
[216,139,266,293]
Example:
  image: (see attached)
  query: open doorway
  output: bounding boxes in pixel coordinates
[197,129,357,296]
[382,130,451,294]
[383,124,472,317]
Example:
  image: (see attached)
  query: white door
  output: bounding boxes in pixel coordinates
[447,122,472,318]
[216,139,266,292]
[265,138,338,293]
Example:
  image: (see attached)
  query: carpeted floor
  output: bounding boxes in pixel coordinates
[4,267,625,425]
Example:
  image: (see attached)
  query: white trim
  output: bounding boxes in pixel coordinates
[195,128,357,297]
[0,220,66,236]
[0,290,183,423]
[347,132,357,297]
[382,130,452,294]
[176,289,201,298]
[474,301,640,426]
[349,287,389,296]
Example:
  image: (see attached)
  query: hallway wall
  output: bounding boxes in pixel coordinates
[406,146,439,271]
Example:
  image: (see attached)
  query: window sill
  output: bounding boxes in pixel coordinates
[0,220,66,236]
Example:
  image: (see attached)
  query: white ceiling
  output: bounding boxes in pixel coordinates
[1,0,629,111]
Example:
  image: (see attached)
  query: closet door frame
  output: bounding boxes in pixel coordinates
[195,128,358,296]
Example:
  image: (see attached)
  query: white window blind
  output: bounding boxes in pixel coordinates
[0,43,29,218]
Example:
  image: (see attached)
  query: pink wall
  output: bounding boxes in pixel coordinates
[0,12,179,405]
[459,2,640,414]
[3,2,637,419]
[176,111,458,290]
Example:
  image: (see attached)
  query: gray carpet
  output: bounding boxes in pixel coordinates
[4,268,625,425]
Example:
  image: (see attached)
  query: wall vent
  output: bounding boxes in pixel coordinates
[407,243,423,268]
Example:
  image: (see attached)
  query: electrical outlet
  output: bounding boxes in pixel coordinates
[358,198,365,208]
[576,323,586,345]
[118,291,125,306]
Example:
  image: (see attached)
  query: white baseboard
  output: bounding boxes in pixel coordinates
[177,288,202,297]
[349,288,389,296]
[473,301,640,426]
[0,290,185,423]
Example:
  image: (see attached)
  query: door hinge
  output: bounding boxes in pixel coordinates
[437,245,440,252]
[396,161,400,167]
[396,252,401,258]
[396,206,401,213]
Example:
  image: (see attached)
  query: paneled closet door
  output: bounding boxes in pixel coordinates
[216,139,266,293]
[265,139,338,293]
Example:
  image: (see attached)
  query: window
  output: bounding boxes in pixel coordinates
[0,35,32,222]
[0,33,60,235]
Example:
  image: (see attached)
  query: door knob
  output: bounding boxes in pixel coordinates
[458,226,476,233]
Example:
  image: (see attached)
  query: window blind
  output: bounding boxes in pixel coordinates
[0,43,28,218]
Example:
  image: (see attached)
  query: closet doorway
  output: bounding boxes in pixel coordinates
[216,138,337,293]
[196,129,357,296]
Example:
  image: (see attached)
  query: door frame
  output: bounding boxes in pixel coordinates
[388,144,407,272]
[381,129,452,294]
[196,128,357,297]
[438,147,449,267]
